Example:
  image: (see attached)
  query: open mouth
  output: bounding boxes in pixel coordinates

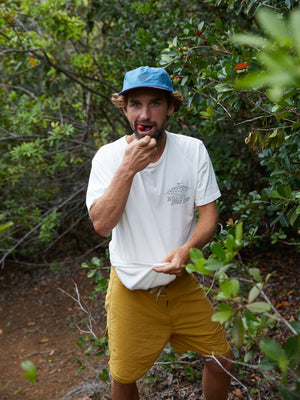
[137,124,154,133]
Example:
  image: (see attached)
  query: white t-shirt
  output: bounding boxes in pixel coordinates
[86,131,221,290]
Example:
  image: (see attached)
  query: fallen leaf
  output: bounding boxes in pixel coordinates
[40,337,49,343]
[233,388,244,398]
[276,301,290,309]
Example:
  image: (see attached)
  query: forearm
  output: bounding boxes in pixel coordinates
[89,163,135,236]
[181,202,218,260]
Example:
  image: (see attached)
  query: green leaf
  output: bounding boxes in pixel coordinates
[225,234,236,251]
[278,385,300,400]
[87,269,97,278]
[248,268,263,283]
[21,360,37,384]
[260,338,289,375]
[0,221,13,232]
[285,334,300,361]
[290,9,300,57]
[290,321,300,334]
[235,221,243,242]
[260,338,286,361]
[98,367,109,381]
[246,302,271,313]
[204,258,224,271]
[91,257,102,267]
[211,242,226,260]
[256,8,290,43]
[231,33,269,48]
[231,311,245,348]
[248,283,263,303]
[220,279,239,297]
[189,248,204,264]
[212,310,233,323]
[217,304,233,312]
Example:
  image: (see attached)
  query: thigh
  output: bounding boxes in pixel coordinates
[168,273,231,357]
[105,268,171,383]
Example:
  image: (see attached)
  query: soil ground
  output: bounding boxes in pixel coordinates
[0,245,299,400]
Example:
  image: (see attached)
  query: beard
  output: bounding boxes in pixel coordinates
[132,121,165,145]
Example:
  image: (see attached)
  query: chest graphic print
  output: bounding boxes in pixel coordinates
[166,183,190,205]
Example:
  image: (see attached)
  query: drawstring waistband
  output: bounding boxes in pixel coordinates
[149,285,168,301]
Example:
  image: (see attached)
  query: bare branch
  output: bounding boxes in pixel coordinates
[59,282,103,338]
[0,83,36,99]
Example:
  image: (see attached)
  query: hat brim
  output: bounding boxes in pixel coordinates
[118,85,173,95]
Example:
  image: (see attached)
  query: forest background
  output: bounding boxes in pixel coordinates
[0,0,299,399]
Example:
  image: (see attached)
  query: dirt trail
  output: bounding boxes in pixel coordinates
[0,261,109,400]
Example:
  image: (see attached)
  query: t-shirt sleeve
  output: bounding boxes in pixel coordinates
[194,143,221,206]
[86,147,115,213]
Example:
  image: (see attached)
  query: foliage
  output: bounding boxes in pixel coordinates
[81,256,110,299]
[0,0,299,265]
[158,4,300,246]
[233,8,300,102]
[184,224,300,399]
[0,0,216,263]
[1,1,299,398]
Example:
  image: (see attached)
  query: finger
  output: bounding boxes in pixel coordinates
[153,265,181,275]
[139,137,157,148]
[127,134,137,144]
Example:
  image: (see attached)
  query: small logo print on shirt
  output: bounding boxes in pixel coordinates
[166,183,190,205]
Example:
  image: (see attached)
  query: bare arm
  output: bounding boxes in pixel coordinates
[89,135,157,237]
[153,201,218,276]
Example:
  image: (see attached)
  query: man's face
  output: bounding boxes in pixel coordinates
[124,88,174,143]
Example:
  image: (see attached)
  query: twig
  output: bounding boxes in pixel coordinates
[59,283,103,337]
[209,354,254,400]
[260,289,297,335]
[209,95,232,119]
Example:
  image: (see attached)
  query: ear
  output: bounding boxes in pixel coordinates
[167,103,175,117]
[123,107,128,117]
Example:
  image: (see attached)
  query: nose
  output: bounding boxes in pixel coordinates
[140,105,151,120]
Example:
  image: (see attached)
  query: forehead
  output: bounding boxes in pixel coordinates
[127,87,168,102]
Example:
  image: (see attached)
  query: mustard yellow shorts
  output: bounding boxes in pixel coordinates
[105,267,230,384]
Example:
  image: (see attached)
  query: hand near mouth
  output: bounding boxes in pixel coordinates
[125,135,158,173]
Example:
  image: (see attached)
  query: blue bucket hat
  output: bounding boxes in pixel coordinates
[119,66,174,95]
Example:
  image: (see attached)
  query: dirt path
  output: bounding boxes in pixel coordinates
[0,261,109,400]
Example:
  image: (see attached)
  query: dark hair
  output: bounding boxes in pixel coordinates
[111,91,183,114]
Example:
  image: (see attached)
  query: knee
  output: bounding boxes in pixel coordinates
[204,351,235,375]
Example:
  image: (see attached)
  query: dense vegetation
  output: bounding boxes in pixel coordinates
[1,0,299,398]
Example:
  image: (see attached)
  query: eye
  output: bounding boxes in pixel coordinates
[130,102,141,108]
[152,101,160,107]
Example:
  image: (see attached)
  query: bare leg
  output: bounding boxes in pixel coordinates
[111,379,139,400]
[202,351,235,400]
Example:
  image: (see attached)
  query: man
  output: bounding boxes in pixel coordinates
[86,66,234,400]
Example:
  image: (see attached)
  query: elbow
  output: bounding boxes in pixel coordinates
[93,220,111,237]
